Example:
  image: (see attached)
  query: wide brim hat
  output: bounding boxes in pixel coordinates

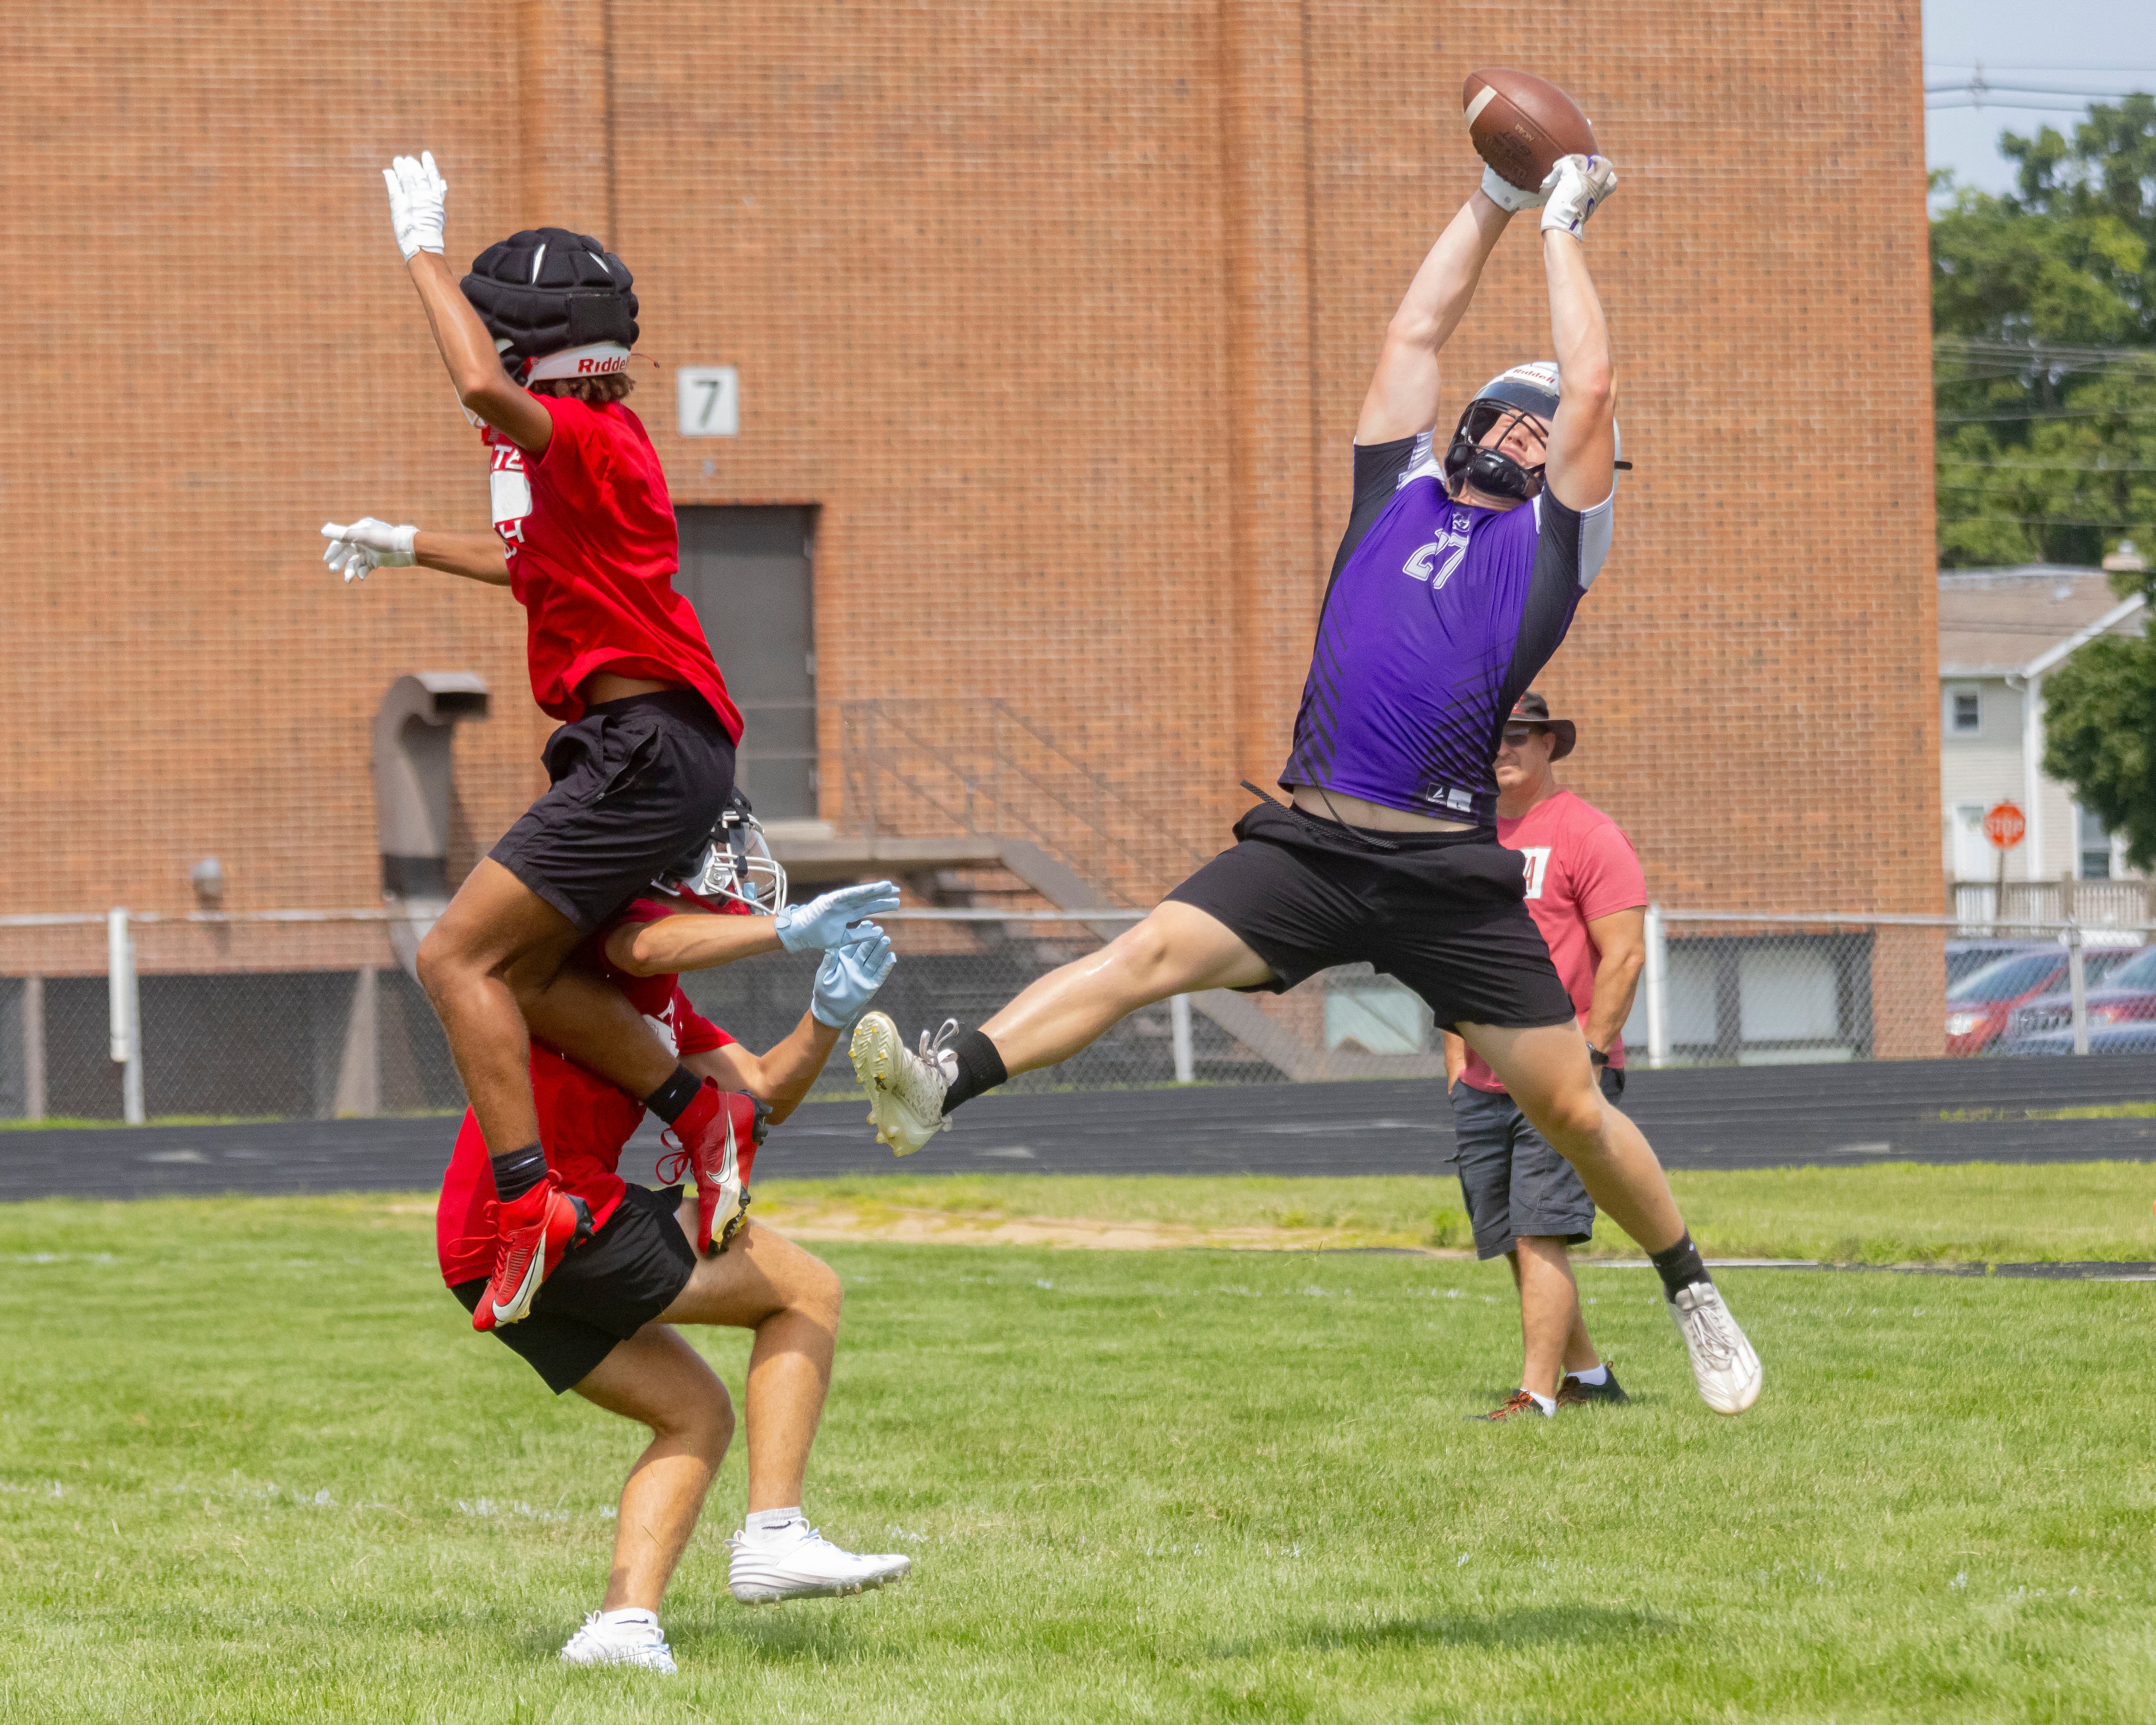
[1510,691,1576,760]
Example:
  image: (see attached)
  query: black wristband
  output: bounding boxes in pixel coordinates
[1586,1043,1610,1068]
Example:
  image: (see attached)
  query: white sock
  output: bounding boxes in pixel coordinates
[596,1606,660,1633]
[745,1505,805,1538]
[1525,1389,1556,1417]
[1572,1364,1609,1387]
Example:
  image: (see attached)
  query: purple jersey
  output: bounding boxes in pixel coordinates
[1281,435,1614,827]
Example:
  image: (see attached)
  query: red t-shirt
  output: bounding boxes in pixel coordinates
[483,395,744,739]
[434,898,737,1286]
[1459,788,1648,1094]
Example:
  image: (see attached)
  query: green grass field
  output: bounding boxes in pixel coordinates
[3,1172,2153,1722]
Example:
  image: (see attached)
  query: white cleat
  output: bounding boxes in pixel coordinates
[727,1521,914,1604]
[1669,1281,1763,1414]
[850,1012,955,1156]
[559,1608,677,1674]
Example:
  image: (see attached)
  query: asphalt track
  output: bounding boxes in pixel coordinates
[5,1055,2156,1203]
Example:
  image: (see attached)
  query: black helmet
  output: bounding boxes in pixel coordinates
[1442,361,1561,501]
[461,228,639,384]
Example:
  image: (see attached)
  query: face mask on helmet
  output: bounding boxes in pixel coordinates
[1442,361,1561,502]
[655,795,789,916]
[1442,401,1551,500]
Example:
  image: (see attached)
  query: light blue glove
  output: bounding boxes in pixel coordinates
[775,879,902,953]
[811,930,896,1028]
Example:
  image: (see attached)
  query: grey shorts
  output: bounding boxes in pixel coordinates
[1448,1079,1601,1259]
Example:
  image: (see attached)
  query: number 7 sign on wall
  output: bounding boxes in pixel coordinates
[676,367,740,438]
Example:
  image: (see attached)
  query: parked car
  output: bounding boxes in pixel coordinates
[1947,939,2048,989]
[1999,943,2156,1051]
[1944,944,2137,1056]
[1995,1019,2156,1057]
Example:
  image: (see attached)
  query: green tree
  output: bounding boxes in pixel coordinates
[1931,94,2156,569]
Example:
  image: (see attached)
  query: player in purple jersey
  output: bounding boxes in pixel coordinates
[851,150,1761,1415]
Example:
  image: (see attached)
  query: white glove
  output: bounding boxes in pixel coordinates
[321,518,417,583]
[1479,163,1550,214]
[1540,154,1617,239]
[382,151,448,261]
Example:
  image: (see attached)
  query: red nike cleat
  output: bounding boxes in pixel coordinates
[655,1081,766,1255]
[473,1170,592,1332]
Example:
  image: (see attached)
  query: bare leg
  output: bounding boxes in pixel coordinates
[518,958,682,1101]
[979,902,1274,1074]
[416,860,582,1150]
[417,859,683,1150]
[1457,1019,1685,1254]
[573,1326,734,1612]
[1562,1289,1601,1376]
[1511,1236,1594,1400]
[658,1213,843,1512]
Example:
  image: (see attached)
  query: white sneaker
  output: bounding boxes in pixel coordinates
[850,1013,955,1156]
[727,1521,914,1603]
[559,1608,677,1673]
[1668,1281,1763,1414]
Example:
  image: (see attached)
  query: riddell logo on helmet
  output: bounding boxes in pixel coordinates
[577,354,628,375]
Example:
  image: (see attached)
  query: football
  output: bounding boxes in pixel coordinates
[1461,68,1598,191]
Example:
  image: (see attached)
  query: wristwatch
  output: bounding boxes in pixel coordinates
[1586,1042,1611,1069]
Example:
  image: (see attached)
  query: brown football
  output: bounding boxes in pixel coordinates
[1462,68,1598,191]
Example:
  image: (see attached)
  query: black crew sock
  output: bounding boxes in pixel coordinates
[1649,1232,1708,1301]
[644,1064,703,1126]
[941,1029,1008,1113]
[491,1143,549,1204]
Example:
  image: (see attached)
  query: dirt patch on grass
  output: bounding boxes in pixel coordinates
[755,1199,1468,1254]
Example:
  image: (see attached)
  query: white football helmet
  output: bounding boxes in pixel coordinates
[655,794,789,916]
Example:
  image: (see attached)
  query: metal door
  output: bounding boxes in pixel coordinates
[674,506,818,818]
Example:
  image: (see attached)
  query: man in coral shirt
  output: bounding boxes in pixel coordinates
[1444,693,1648,1421]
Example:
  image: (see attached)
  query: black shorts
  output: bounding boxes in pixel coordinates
[451,1181,696,1393]
[1449,1080,1601,1258]
[1164,800,1576,1031]
[489,690,736,933]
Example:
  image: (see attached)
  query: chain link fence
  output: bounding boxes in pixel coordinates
[3,905,2149,1125]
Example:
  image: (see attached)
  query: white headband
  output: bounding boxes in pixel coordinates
[525,342,631,382]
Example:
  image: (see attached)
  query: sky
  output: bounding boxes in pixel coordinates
[1925,0,2156,200]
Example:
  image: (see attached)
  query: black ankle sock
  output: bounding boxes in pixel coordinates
[941,1029,1008,1113]
[1649,1232,1708,1301]
[490,1142,549,1204]
[644,1064,703,1126]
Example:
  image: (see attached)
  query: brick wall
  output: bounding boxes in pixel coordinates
[3,0,1937,926]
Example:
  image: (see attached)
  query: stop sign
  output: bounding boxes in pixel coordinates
[1983,801,2026,850]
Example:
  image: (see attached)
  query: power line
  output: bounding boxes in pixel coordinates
[1938,459,2156,474]
[1937,407,2156,425]
[1925,80,2150,97]
[1937,339,2156,366]
[1926,63,2156,75]
[1938,511,2155,527]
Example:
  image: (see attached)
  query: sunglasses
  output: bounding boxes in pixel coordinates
[1499,723,1549,747]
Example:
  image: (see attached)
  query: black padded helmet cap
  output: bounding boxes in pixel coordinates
[461,228,639,376]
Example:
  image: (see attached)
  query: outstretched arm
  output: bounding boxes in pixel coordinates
[321,520,511,586]
[605,913,785,977]
[1355,190,1513,445]
[680,929,896,1124]
[380,152,554,456]
[687,1016,841,1125]
[1538,157,1620,511]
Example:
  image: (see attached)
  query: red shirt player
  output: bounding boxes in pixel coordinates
[322,150,896,1334]
[433,880,911,1667]
[1443,693,1649,1420]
